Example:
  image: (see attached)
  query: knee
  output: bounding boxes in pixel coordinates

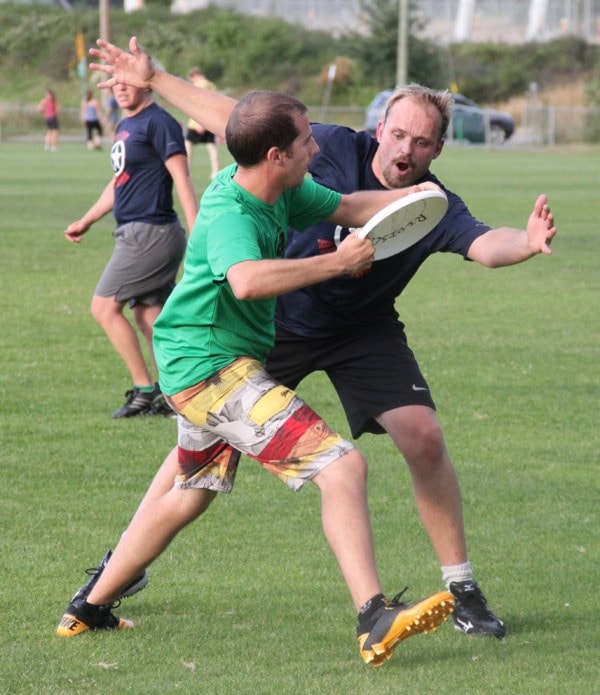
[413,417,446,459]
[319,449,368,490]
[90,295,121,328]
[391,412,450,475]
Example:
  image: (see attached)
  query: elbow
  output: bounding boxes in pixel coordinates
[227,261,265,301]
[227,261,274,302]
[468,249,500,269]
[231,284,255,301]
[477,258,499,269]
[229,276,260,301]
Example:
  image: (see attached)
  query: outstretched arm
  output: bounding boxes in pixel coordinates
[90,36,236,139]
[330,182,442,228]
[467,194,557,268]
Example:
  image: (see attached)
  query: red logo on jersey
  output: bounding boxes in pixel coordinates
[317,239,336,254]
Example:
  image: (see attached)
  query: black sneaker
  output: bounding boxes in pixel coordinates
[56,596,133,637]
[146,387,177,418]
[357,589,454,666]
[449,580,507,639]
[71,550,148,603]
[112,386,155,418]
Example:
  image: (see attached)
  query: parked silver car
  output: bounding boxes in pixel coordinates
[364,89,515,144]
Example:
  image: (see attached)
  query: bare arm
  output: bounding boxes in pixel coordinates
[467,194,557,267]
[227,232,374,300]
[63,180,115,243]
[90,37,235,139]
[329,182,441,228]
[165,153,199,232]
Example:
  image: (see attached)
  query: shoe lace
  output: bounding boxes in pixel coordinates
[81,560,121,611]
[123,388,140,404]
[455,583,498,620]
[387,586,410,608]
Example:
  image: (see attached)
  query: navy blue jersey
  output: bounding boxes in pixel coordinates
[111,103,186,225]
[275,123,491,338]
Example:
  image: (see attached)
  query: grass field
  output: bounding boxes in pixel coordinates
[1,140,598,694]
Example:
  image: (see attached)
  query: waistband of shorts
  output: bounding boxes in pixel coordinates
[114,218,181,234]
[167,356,263,412]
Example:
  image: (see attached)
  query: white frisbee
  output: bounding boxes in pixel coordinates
[357,189,448,260]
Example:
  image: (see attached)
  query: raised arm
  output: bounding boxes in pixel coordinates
[467,194,557,268]
[90,37,236,139]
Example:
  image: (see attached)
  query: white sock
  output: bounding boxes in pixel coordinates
[441,561,474,589]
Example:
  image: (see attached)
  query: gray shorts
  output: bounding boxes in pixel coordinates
[95,220,187,307]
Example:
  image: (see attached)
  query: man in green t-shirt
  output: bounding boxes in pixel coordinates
[57,87,453,666]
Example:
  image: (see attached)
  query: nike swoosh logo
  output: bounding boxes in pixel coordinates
[455,617,474,632]
[412,385,428,391]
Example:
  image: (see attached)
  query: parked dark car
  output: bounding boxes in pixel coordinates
[364,89,515,144]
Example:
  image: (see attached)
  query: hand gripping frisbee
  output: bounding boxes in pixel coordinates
[358,189,448,260]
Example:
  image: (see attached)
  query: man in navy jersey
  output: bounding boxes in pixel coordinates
[80,38,557,639]
[64,83,198,418]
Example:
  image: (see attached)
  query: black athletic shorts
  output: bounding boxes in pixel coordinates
[266,321,436,438]
[186,128,216,144]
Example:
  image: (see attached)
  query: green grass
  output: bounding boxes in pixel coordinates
[1,141,599,694]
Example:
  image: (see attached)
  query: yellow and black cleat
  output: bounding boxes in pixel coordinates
[358,590,454,665]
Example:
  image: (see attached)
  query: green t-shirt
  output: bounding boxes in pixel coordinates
[153,164,342,395]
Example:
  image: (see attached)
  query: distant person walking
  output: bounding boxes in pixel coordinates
[106,91,121,136]
[185,67,220,179]
[81,90,104,150]
[63,83,198,418]
[37,89,60,151]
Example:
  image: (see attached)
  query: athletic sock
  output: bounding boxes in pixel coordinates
[441,561,474,589]
[135,384,155,393]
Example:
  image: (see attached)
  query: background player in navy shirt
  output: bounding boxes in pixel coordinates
[64,83,198,418]
[81,39,556,638]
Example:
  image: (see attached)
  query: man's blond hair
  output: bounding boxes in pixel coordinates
[384,84,452,142]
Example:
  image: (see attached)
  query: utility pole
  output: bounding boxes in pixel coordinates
[99,0,110,45]
[396,0,408,87]
[99,0,110,108]
[455,0,476,42]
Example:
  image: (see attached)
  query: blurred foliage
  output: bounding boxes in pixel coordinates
[355,0,447,88]
[0,4,349,105]
[447,36,600,103]
[0,1,598,118]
